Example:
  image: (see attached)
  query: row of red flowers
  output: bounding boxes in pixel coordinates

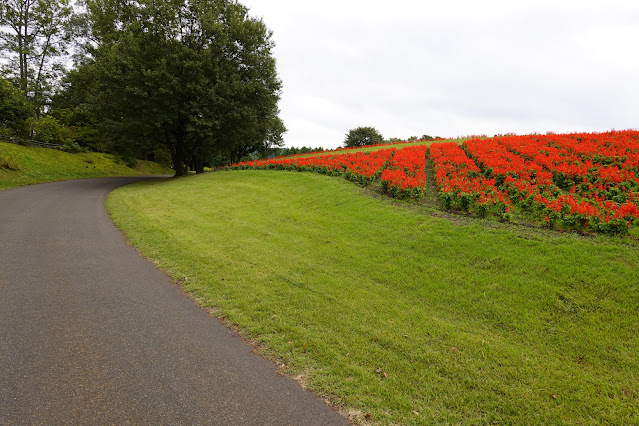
[380,145,429,198]
[227,143,431,199]
[228,148,394,181]
[429,142,513,218]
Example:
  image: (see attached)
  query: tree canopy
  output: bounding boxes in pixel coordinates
[344,126,384,148]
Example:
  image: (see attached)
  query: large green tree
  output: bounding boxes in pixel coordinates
[0,0,75,112]
[77,0,284,175]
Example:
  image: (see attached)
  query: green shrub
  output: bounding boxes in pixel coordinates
[29,115,69,145]
[113,153,137,168]
[0,155,20,170]
[62,141,85,153]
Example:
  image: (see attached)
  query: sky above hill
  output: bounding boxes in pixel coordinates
[241,0,639,149]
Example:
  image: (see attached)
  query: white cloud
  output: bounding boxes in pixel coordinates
[244,0,639,149]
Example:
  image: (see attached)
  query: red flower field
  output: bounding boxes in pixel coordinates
[434,130,639,234]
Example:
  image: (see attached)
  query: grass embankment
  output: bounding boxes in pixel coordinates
[0,141,172,190]
[108,170,639,424]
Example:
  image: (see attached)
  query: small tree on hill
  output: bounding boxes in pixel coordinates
[344,126,383,148]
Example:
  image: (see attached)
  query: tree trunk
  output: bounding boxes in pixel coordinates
[193,157,204,174]
[18,33,26,92]
[33,33,53,113]
[21,1,30,93]
[166,131,187,176]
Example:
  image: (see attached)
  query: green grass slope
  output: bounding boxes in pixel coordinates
[0,141,172,190]
[108,170,639,424]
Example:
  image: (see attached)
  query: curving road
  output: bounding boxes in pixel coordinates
[0,177,347,425]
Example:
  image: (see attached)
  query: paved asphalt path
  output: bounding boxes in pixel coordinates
[0,177,348,425]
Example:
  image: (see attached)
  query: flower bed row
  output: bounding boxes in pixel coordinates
[429,142,513,218]
[380,145,429,198]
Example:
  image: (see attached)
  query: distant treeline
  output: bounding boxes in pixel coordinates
[388,135,440,142]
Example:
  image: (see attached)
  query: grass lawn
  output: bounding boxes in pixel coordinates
[0,141,172,190]
[107,170,639,424]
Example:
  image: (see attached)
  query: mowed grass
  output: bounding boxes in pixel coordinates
[0,141,172,190]
[107,170,639,424]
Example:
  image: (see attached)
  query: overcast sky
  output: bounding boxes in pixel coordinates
[240,0,639,149]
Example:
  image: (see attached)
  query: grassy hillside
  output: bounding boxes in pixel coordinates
[270,139,464,161]
[0,141,172,190]
[108,170,639,425]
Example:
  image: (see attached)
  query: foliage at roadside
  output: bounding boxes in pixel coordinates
[0,141,171,190]
[1,1,287,174]
[108,170,639,425]
[0,78,34,137]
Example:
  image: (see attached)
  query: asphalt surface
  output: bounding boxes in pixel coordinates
[0,177,348,425]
